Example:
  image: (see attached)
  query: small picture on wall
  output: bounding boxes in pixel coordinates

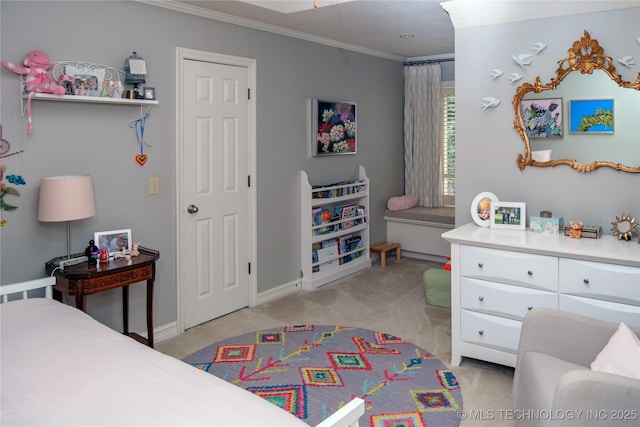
[312,99,357,156]
[569,99,614,134]
[490,202,526,230]
[520,98,563,138]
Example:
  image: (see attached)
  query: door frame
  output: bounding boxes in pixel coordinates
[175,47,257,334]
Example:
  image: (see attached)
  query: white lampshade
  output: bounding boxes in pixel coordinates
[38,175,96,222]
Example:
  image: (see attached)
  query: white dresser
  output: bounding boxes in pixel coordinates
[442,223,640,368]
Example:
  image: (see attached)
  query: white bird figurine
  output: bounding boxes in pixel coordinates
[508,73,523,83]
[512,53,534,69]
[489,69,504,80]
[480,97,501,111]
[532,42,547,54]
[617,56,636,68]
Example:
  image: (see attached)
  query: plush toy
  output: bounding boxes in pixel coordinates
[569,220,583,239]
[2,50,65,134]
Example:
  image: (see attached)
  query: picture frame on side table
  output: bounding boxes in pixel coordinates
[312,99,357,156]
[471,191,499,227]
[95,229,132,255]
[490,202,526,230]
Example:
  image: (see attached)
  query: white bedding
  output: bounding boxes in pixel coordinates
[0,298,306,426]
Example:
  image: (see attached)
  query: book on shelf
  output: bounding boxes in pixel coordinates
[316,238,339,269]
[312,241,322,272]
[340,203,358,229]
[338,234,363,265]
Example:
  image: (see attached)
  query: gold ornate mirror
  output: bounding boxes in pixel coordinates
[513,31,640,173]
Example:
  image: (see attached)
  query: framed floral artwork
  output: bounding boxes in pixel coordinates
[312,99,356,156]
[520,98,563,138]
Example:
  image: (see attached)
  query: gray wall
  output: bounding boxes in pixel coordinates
[454,7,640,229]
[0,1,405,332]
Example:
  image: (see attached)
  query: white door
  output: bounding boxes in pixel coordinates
[179,54,253,330]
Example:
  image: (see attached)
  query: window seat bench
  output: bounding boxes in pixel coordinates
[384,206,454,262]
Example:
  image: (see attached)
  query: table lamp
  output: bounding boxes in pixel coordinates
[38,175,96,265]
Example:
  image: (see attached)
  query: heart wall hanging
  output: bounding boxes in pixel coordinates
[130,110,152,166]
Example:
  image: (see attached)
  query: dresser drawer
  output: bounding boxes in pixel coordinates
[559,294,640,327]
[461,246,558,291]
[461,277,558,320]
[559,259,640,306]
[460,310,521,354]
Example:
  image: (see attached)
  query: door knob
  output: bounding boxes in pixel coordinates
[187,204,199,214]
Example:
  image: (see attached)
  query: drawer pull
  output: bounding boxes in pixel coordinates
[478,296,484,301]
[527,270,533,276]
[478,262,484,268]
[478,330,484,336]
[583,278,590,284]
[528,305,533,310]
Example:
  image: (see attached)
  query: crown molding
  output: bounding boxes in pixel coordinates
[136,0,406,62]
[441,0,639,29]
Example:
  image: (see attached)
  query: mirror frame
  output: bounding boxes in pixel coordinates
[513,30,640,173]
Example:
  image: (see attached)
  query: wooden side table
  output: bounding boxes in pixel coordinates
[46,247,160,348]
[370,241,401,267]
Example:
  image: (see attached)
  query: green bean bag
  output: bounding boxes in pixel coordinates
[423,268,452,309]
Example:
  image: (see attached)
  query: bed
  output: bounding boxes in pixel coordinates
[0,277,364,427]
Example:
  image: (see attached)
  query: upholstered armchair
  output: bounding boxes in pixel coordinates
[512,308,640,426]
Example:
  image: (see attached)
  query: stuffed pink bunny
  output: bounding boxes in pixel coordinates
[2,50,65,134]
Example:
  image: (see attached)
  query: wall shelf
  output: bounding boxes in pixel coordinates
[25,93,159,106]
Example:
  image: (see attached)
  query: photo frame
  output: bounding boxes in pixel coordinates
[312,99,356,156]
[569,99,614,134]
[143,87,156,100]
[520,98,563,138]
[64,65,105,97]
[490,202,526,230]
[94,229,132,255]
[471,191,498,227]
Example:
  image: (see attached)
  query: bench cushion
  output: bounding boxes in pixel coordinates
[384,206,455,225]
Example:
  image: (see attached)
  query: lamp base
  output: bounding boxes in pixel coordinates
[58,256,88,270]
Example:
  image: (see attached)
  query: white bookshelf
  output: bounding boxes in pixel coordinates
[301,165,371,290]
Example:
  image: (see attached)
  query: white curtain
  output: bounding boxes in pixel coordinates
[403,63,443,207]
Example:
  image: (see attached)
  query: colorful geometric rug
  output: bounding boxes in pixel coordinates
[183,325,462,426]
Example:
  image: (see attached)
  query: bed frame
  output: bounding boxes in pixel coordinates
[0,277,364,427]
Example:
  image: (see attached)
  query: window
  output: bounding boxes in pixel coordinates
[442,83,455,206]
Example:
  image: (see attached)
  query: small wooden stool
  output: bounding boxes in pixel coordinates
[370,241,401,267]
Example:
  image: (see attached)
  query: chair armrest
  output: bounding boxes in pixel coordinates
[553,369,640,425]
[516,309,619,368]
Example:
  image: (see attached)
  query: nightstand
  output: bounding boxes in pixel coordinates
[46,247,160,348]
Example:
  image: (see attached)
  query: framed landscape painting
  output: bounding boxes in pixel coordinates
[312,99,357,156]
[569,99,614,134]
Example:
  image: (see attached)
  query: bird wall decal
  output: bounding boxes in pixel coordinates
[512,53,533,69]
[532,42,547,54]
[508,73,523,83]
[617,56,636,68]
[480,97,501,111]
[489,69,504,80]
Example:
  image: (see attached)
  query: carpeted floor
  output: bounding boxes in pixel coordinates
[183,324,463,426]
[157,257,515,426]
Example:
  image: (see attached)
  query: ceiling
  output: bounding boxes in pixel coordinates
[168,0,455,60]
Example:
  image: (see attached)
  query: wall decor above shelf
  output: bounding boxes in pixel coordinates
[24,92,159,106]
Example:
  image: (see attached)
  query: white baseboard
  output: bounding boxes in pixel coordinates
[255,278,302,305]
[153,279,303,343]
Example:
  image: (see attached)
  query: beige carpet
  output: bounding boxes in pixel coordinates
[157,257,515,426]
